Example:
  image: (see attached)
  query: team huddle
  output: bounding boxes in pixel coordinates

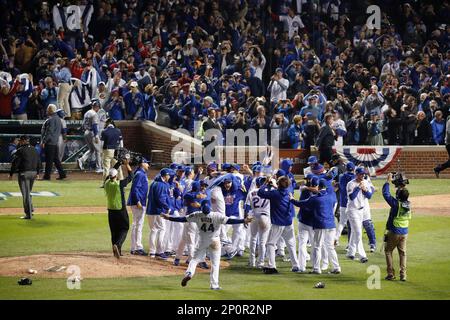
[104,153,385,290]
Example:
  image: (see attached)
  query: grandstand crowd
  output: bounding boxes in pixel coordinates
[0,0,449,148]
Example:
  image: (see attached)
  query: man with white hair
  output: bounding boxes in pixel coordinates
[362,85,384,117]
[41,104,67,180]
[123,81,145,120]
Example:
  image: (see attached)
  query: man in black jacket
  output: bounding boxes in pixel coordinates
[9,135,41,219]
[316,113,337,166]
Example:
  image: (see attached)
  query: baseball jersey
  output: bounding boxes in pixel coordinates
[210,186,225,216]
[346,179,372,210]
[186,211,229,240]
[246,189,270,217]
[82,109,99,132]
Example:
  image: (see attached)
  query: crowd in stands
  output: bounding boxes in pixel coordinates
[0,0,449,148]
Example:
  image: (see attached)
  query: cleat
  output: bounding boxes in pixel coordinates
[257,262,265,269]
[385,275,396,281]
[198,262,209,269]
[291,267,301,273]
[346,255,355,260]
[156,253,168,260]
[236,250,244,257]
[210,286,222,290]
[173,258,180,266]
[263,268,278,274]
[95,169,103,174]
[370,245,376,253]
[329,269,341,274]
[434,167,440,178]
[360,257,368,263]
[112,245,120,259]
[309,270,321,274]
[226,250,237,260]
[149,254,156,258]
[181,273,192,287]
[135,249,147,256]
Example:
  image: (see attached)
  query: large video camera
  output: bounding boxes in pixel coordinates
[391,172,409,188]
[114,147,144,167]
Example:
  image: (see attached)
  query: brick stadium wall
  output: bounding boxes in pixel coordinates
[116,121,202,166]
[116,121,449,178]
[387,146,450,178]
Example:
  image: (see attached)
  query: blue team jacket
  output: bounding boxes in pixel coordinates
[257,186,294,226]
[127,168,149,206]
[146,175,170,215]
[296,189,337,229]
[338,172,355,208]
[291,188,314,227]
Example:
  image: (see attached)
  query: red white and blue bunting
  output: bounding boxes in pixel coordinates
[334,146,402,176]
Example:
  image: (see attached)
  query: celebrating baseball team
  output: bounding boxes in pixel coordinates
[104,153,412,290]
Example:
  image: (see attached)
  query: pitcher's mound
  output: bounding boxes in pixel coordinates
[0,252,230,279]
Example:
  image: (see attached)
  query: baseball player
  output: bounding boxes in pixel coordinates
[292,178,341,274]
[335,162,356,245]
[78,99,102,173]
[163,170,183,256]
[258,176,301,274]
[290,175,317,272]
[362,171,377,252]
[162,201,253,290]
[346,167,373,263]
[220,174,246,259]
[146,168,174,259]
[245,176,271,268]
[127,157,150,255]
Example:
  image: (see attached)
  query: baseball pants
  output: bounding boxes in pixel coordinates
[130,205,146,251]
[164,210,183,252]
[297,221,314,271]
[148,214,166,255]
[312,228,340,273]
[102,149,123,182]
[108,208,129,254]
[362,206,376,247]
[185,237,222,289]
[225,221,244,254]
[176,221,198,261]
[57,135,66,162]
[335,206,349,242]
[18,171,37,217]
[80,131,102,170]
[249,214,271,267]
[347,209,367,259]
[266,224,300,270]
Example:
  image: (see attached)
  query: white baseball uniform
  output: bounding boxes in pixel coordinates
[245,189,271,267]
[346,179,371,259]
[184,211,234,289]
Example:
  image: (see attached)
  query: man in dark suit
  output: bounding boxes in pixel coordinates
[9,135,41,219]
[316,113,337,166]
[202,108,223,157]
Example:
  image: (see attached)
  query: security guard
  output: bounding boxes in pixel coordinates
[9,135,41,219]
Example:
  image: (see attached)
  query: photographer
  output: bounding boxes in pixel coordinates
[382,173,411,281]
[104,160,134,259]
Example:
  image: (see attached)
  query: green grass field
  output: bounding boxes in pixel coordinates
[0,179,449,300]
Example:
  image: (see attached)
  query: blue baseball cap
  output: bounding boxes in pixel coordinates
[184,166,192,174]
[169,163,179,170]
[305,173,314,180]
[223,176,233,183]
[207,162,218,170]
[255,176,267,186]
[138,157,149,164]
[201,201,211,215]
[318,178,328,189]
[355,167,366,175]
[312,164,325,175]
[310,176,320,187]
[275,169,286,177]
[222,163,231,171]
[346,162,356,171]
[281,159,293,167]
[252,165,262,173]
[160,168,173,177]
[230,163,240,171]
[307,156,318,164]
